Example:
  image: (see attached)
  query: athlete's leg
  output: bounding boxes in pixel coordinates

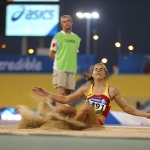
[36,95,76,118]
[53,104,77,118]
[37,98,53,117]
[74,102,99,127]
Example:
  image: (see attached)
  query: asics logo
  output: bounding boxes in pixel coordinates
[12,6,25,21]
[11,6,54,21]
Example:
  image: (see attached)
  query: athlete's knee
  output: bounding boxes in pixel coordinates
[54,104,66,113]
[80,102,93,112]
[77,106,89,115]
[54,104,77,116]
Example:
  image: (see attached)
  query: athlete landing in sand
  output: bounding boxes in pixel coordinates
[32,62,150,127]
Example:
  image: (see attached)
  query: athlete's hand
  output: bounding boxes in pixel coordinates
[32,86,50,97]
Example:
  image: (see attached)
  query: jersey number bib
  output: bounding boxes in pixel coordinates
[86,98,107,111]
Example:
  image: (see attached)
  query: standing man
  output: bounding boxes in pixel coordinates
[49,15,81,105]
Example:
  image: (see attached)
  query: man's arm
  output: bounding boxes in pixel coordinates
[49,50,56,60]
[49,39,57,60]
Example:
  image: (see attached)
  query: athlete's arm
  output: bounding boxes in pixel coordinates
[109,86,149,118]
[32,86,87,104]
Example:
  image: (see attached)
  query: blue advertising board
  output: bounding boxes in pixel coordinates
[0,55,96,73]
[119,54,150,74]
[0,55,53,73]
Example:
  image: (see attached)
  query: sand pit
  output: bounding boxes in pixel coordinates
[0,120,150,138]
[1,104,150,139]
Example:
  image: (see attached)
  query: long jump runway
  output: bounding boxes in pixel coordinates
[0,120,150,150]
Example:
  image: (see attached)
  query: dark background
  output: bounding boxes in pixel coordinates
[0,0,150,72]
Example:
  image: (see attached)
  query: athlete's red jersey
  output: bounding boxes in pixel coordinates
[85,83,112,118]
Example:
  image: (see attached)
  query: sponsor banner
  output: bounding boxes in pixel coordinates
[0,55,96,73]
[5,4,60,36]
[0,55,53,73]
[119,54,150,73]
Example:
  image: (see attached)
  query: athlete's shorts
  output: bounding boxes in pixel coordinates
[52,69,76,90]
[98,119,104,126]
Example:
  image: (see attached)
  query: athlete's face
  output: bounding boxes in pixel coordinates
[92,64,106,80]
[61,17,73,30]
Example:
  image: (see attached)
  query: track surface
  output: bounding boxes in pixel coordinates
[0,120,150,150]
